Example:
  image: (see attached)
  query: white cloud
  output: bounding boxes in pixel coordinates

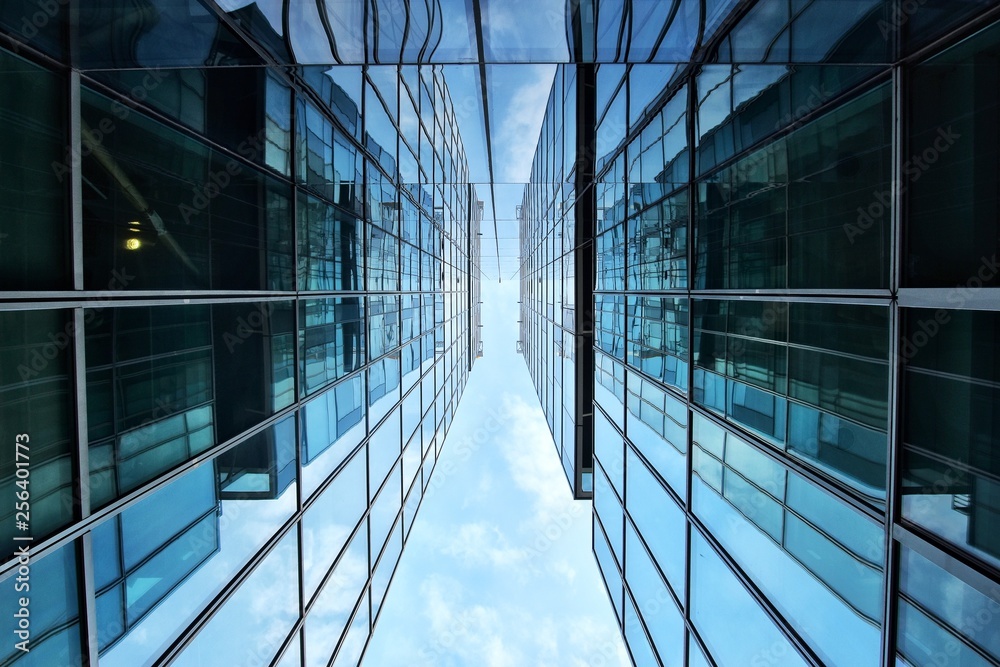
[498,393,582,533]
[494,67,557,183]
[441,521,531,569]
[461,471,495,508]
[549,558,578,586]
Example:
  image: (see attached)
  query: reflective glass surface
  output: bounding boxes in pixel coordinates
[0,310,75,551]
[907,21,1000,288]
[625,522,685,667]
[173,526,299,667]
[690,530,809,667]
[693,300,889,501]
[902,309,1000,568]
[302,449,367,603]
[0,6,478,664]
[95,416,297,664]
[897,546,1000,666]
[306,518,368,666]
[80,88,294,292]
[0,542,81,665]
[0,51,68,290]
[692,411,884,666]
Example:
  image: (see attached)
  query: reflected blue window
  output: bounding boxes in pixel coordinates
[628,190,688,291]
[627,297,689,392]
[368,356,401,425]
[0,541,81,666]
[300,373,366,499]
[596,295,626,360]
[626,370,688,496]
[96,417,297,664]
[297,193,362,291]
[902,309,1000,568]
[300,298,365,396]
[897,546,1000,666]
[691,419,883,666]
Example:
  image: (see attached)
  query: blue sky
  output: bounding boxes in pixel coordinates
[361,278,630,666]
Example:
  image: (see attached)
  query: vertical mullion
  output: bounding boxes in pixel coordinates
[72,308,90,519]
[79,532,99,667]
[881,59,906,667]
[684,71,697,667]
[70,70,83,291]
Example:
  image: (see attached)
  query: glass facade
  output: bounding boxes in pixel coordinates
[520,2,1000,666]
[0,4,481,666]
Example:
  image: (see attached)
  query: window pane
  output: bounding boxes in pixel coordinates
[0,49,68,290]
[690,530,809,667]
[906,21,1000,287]
[0,309,75,551]
[80,88,293,291]
[901,309,1000,568]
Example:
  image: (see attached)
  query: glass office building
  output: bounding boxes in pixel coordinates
[0,3,481,666]
[521,1,1000,666]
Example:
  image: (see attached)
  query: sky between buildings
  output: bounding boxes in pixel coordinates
[361,278,630,667]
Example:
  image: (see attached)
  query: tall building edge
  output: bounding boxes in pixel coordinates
[523,2,1000,667]
[0,5,481,667]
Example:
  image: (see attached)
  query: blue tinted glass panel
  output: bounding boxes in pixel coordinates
[690,530,809,667]
[626,448,686,599]
[0,542,81,666]
[306,519,368,667]
[624,593,660,667]
[625,523,684,667]
[97,418,297,665]
[302,449,367,602]
[172,527,299,667]
[301,373,366,499]
[594,514,624,626]
[898,546,1000,665]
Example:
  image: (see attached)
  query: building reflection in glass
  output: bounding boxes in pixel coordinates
[691,411,884,666]
[94,416,297,665]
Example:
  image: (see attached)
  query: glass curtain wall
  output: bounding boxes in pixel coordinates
[519,1,1000,666]
[0,4,481,666]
